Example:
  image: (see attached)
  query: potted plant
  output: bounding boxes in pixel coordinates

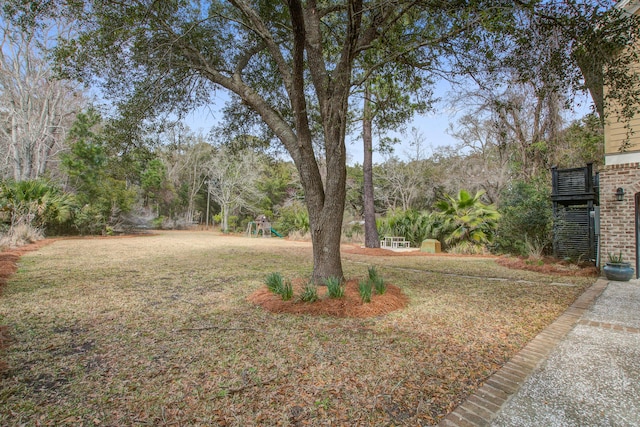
[603,252,635,281]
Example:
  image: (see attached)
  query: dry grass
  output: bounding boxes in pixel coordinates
[0,231,594,426]
[0,224,44,249]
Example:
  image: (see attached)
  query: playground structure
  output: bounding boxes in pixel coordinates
[246,214,283,238]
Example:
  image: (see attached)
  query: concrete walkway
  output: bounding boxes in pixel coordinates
[439,278,640,427]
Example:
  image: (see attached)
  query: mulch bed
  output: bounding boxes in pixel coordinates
[248,279,409,318]
[495,255,599,277]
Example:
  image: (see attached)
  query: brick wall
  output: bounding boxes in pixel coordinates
[599,162,640,273]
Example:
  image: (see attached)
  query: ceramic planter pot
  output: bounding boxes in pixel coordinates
[603,262,635,281]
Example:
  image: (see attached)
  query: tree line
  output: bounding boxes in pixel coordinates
[1,104,601,257]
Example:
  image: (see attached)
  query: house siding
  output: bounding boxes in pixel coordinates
[604,116,640,153]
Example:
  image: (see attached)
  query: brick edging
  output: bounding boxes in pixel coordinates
[438,279,609,427]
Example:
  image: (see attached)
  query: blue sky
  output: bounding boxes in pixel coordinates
[183,82,461,165]
[184,81,594,166]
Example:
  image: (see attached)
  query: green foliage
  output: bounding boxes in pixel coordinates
[256,161,299,218]
[280,280,293,301]
[61,109,107,202]
[151,216,167,230]
[274,202,309,236]
[0,179,74,234]
[376,209,437,248]
[324,277,344,299]
[368,266,387,295]
[358,279,372,303]
[62,110,135,234]
[377,202,498,252]
[299,282,319,303]
[345,164,364,218]
[367,266,379,282]
[140,158,168,206]
[557,114,604,168]
[495,178,553,256]
[264,272,293,300]
[72,204,107,235]
[343,221,364,240]
[607,252,625,264]
[265,272,284,295]
[432,190,500,252]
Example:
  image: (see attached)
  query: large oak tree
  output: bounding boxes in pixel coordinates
[55,0,500,282]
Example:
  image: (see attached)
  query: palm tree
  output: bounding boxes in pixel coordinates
[434,190,500,252]
[1,179,73,230]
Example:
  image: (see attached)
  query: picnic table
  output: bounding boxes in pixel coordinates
[380,236,411,249]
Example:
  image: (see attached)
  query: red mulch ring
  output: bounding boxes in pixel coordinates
[1,238,55,373]
[496,256,599,277]
[248,279,409,318]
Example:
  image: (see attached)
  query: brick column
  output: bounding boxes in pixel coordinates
[598,162,640,272]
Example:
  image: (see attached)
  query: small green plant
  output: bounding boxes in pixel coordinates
[358,279,372,303]
[299,282,319,302]
[280,279,293,301]
[372,276,386,295]
[367,266,378,281]
[314,397,331,410]
[324,276,344,298]
[368,266,386,295]
[265,272,284,294]
[607,252,625,264]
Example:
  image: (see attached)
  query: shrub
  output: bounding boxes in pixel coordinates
[358,279,372,303]
[72,204,108,235]
[0,179,74,234]
[265,272,284,294]
[368,266,387,295]
[433,190,500,251]
[152,216,167,230]
[280,280,293,301]
[495,178,553,256]
[324,276,344,299]
[376,209,437,248]
[274,202,309,236]
[299,282,318,303]
[265,272,294,300]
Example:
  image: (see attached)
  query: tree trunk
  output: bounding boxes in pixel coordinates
[363,84,380,248]
[222,204,229,232]
[309,197,345,283]
[295,133,346,283]
[11,116,22,181]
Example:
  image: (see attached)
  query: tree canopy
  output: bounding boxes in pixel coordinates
[53,0,510,281]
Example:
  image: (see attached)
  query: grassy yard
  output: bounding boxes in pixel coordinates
[0,231,595,426]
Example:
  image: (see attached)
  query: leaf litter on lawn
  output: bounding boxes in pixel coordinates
[0,231,594,425]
